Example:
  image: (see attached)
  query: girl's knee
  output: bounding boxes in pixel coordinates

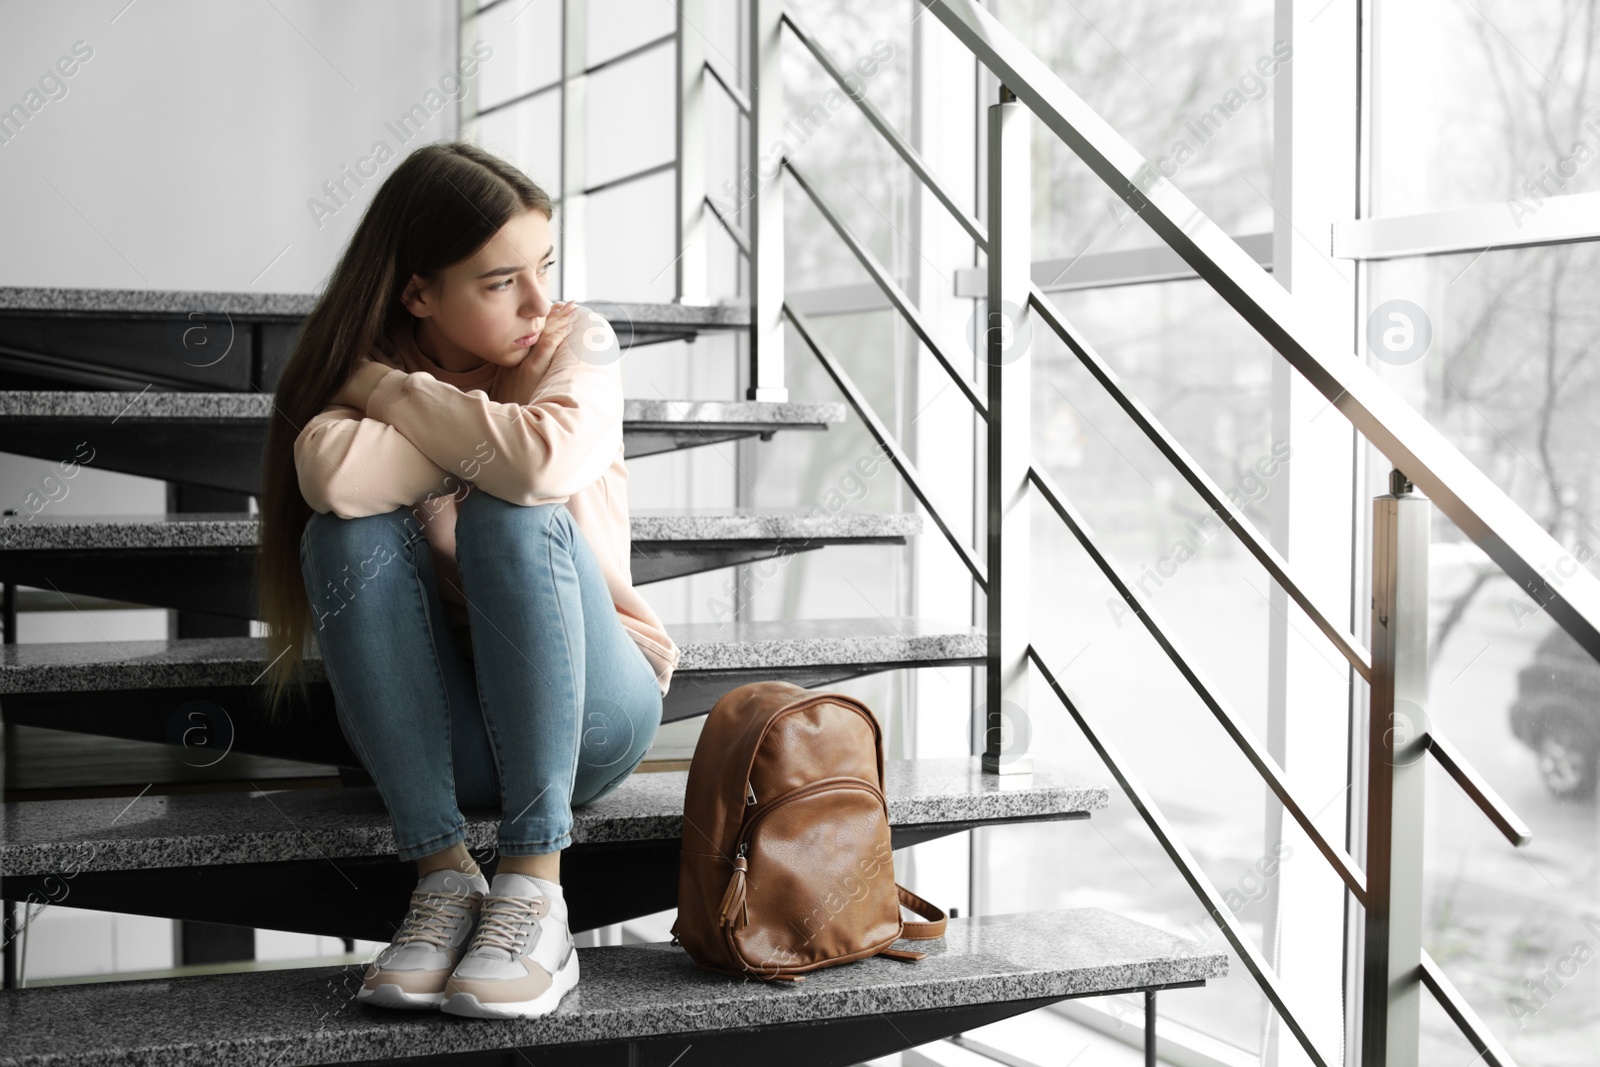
[301,506,418,563]
[456,491,568,548]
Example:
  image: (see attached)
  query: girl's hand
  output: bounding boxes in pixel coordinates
[505,301,582,405]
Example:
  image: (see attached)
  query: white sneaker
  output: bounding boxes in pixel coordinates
[441,872,579,1019]
[357,867,489,1010]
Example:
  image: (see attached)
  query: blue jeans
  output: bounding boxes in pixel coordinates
[299,491,663,861]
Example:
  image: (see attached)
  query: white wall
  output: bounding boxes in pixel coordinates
[0,1,460,292]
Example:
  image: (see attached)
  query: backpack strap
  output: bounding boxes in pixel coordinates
[895,882,948,939]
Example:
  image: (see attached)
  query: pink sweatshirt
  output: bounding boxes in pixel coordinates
[292,305,680,697]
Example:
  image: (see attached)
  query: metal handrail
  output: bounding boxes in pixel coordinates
[920,0,1539,950]
[781,162,1383,896]
[773,16,1359,1055]
[761,4,1551,1060]
[917,0,1600,667]
[782,158,986,417]
[779,1,1367,683]
[1028,463,1368,902]
[1029,644,1334,1067]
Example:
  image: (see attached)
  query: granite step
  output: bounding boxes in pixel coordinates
[0,286,749,332]
[0,617,987,763]
[0,756,1106,938]
[0,287,749,394]
[0,392,846,494]
[0,508,920,618]
[0,907,1227,1067]
[3,756,1105,876]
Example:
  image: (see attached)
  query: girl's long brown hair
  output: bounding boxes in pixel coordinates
[256,140,553,724]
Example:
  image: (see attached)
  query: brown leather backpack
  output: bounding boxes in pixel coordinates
[669,680,947,982]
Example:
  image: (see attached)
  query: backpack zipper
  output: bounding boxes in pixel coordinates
[738,775,885,838]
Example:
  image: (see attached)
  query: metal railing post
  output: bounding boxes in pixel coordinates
[1362,469,1429,1066]
[746,0,786,401]
[675,0,709,305]
[982,85,1032,776]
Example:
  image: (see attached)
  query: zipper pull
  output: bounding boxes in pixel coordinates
[719,853,749,928]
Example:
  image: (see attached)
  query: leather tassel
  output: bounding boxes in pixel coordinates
[718,856,749,927]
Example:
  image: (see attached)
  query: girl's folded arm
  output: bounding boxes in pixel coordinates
[293,404,465,518]
[364,307,624,505]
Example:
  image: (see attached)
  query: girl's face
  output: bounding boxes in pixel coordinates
[400,207,557,373]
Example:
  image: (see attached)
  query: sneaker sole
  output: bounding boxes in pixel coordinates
[357,982,447,1010]
[440,948,580,1019]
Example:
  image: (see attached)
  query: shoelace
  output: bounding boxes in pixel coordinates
[393,888,482,950]
[469,894,550,955]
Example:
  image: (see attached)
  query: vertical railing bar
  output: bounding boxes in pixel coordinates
[1362,471,1428,1066]
[983,83,1031,775]
[1144,990,1157,1067]
[746,0,786,402]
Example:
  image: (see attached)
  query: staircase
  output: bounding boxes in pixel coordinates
[0,272,1225,1065]
[28,2,1590,1063]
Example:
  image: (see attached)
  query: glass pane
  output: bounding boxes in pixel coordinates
[474,0,562,114]
[992,0,1278,261]
[475,91,564,200]
[1373,0,1600,216]
[1368,246,1600,1062]
[586,0,674,68]
[776,3,915,288]
[585,43,676,190]
[1367,245,1600,525]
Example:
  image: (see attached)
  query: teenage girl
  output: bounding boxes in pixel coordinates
[256,140,678,1019]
